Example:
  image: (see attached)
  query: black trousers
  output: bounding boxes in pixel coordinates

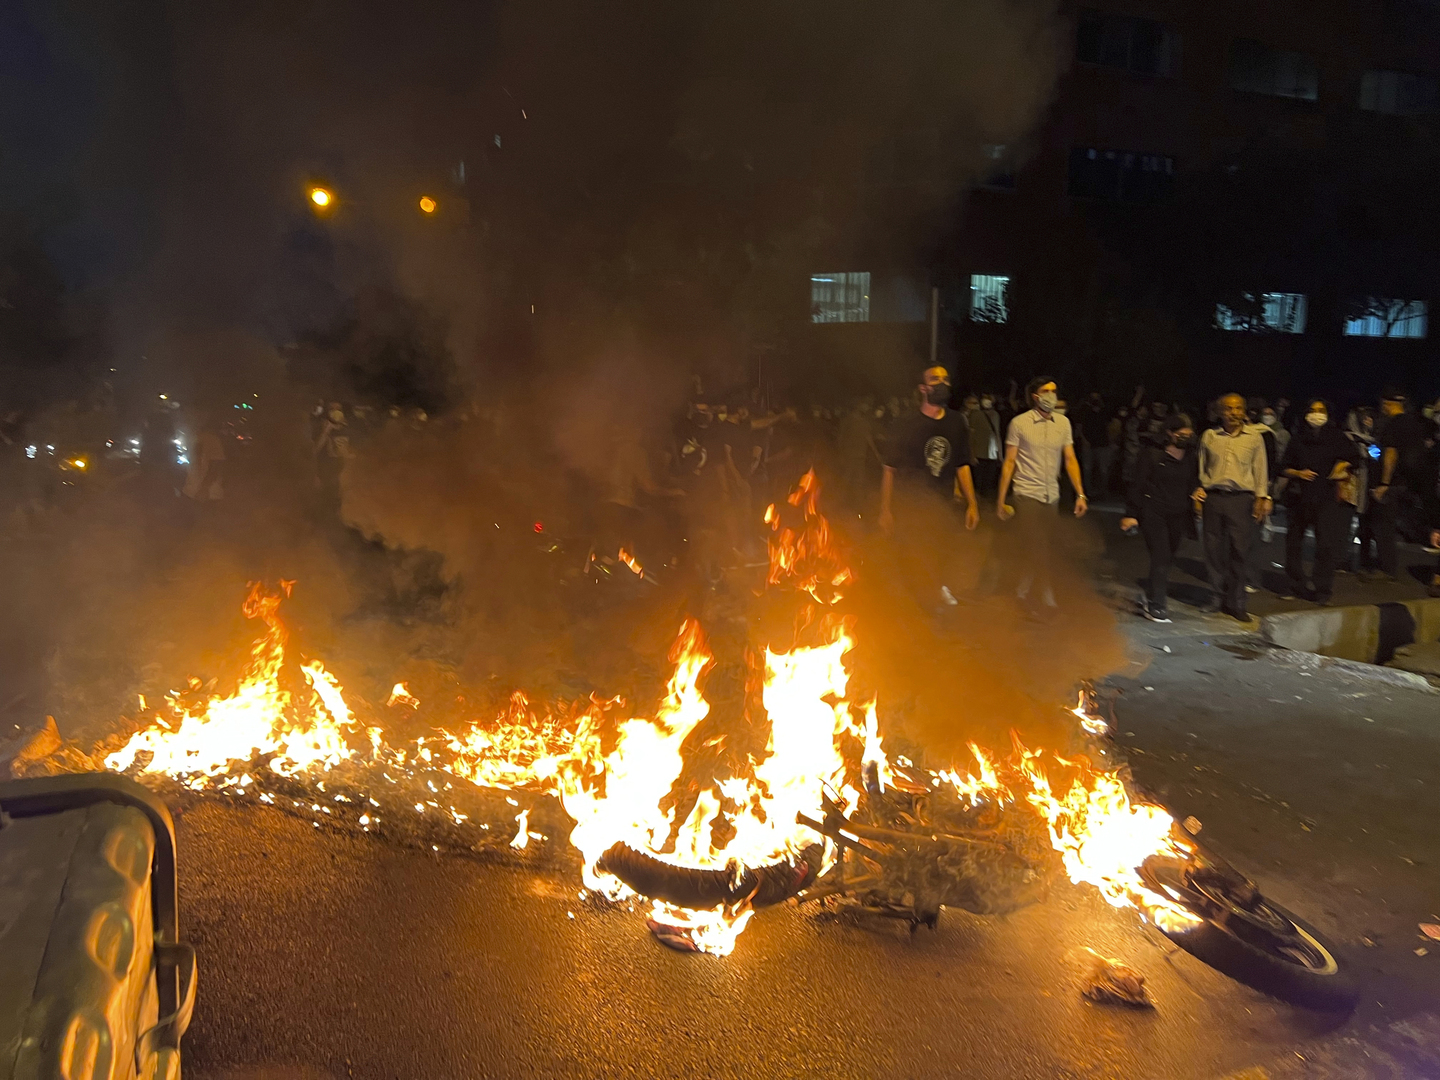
[1359,494,1399,576]
[1012,494,1061,603]
[1141,510,1189,612]
[1285,498,1349,598]
[972,458,1000,496]
[1203,490,1257,611]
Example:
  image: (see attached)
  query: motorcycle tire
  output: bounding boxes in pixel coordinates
[597,842,820,910]
[1162,898,1358,1012]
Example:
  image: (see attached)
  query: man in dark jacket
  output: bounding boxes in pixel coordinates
[1120,413,1200,622]
[1278,399,1359,604]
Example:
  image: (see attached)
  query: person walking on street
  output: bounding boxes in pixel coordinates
[879,365,981,609]
[1361,387,1427,583]
[996,376,1088,615]
[1277,399,1358,605]
[1195,392,1270,621]
[962,393,1003,496]
[1077,392,1111,499]
[1120,413,1199,623]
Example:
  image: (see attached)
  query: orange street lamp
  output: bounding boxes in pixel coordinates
[418,195,437,214]
[309,186,333,209]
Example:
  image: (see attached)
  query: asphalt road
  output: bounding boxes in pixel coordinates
[6,494,1439,1078]
[170,610,1440,1080]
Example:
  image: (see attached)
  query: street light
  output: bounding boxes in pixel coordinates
[309,186,333,209]
[418,195,437,214]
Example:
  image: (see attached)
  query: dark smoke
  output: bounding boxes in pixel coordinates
[0,0,1125,777]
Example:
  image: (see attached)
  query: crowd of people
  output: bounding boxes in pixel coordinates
[848,371,1440,623]
[5,371,1439,625]
[619,370,1440,623]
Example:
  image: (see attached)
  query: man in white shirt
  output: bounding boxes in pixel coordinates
[996,376,1088,612]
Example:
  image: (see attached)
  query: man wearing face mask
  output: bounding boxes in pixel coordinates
[1278,399,1358,605]
[1361,387,1426,583]
[880,365,980,607]
[997,376,1088,614]
[1194,393,1269,620]
[1260,404,1290,462]
[1120,413,1199,622]
[963,392,1002,496]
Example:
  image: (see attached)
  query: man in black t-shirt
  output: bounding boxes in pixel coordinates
[1361,387,1427,581]
[878,364,980,608]
[880,366,980,526]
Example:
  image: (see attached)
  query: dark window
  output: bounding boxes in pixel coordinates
[1077,11,1180,76]
[1229,39,1318,100]
[1360,70,1439,115]
[1068,147,1174,201]
[980,144,1016,190]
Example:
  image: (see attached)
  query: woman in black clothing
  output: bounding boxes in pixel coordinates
[1120,412,1200,623]
[1278,398,1359,604]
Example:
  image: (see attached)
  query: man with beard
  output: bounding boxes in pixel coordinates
[879,364,980,608]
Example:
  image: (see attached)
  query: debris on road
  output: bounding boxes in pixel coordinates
[4,714,101,777]
[1081,949,1153,1007]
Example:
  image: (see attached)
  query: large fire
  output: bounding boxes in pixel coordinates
[102,471,1197,953]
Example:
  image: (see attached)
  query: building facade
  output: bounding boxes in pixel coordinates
[806,0,1440,405]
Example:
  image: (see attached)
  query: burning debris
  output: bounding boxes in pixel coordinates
[1080,949,1154,1008]
[93,470,1201,956]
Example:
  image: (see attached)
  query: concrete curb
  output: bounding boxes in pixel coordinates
[1260,597,1440,665]
[1263,644,1438,693]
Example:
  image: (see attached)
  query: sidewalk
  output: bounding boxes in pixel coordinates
[1091,500,1437,628]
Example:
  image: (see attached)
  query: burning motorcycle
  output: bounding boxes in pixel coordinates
[93,471,1358,1014]
[599,720,1359,1013]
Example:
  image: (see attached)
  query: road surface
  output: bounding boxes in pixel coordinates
[172,614,1440,1080]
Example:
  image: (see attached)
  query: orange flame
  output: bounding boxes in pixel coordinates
[105,474,1200,952]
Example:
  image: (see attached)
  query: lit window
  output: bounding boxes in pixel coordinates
[1229,40,1318,101]
[1344,299,1428,339]
[1076,12,1180,77]
[1360,70,1438,116]
[970,275,1010,324]
[1215,292,1308,334]
[810,273,870,323]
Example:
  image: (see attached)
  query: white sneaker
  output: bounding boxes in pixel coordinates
[940,585,959,606]
[1245,585,1258,594]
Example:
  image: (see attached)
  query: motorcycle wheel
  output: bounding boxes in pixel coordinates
[596,842,820,910]
[1144,861,1358,1012]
